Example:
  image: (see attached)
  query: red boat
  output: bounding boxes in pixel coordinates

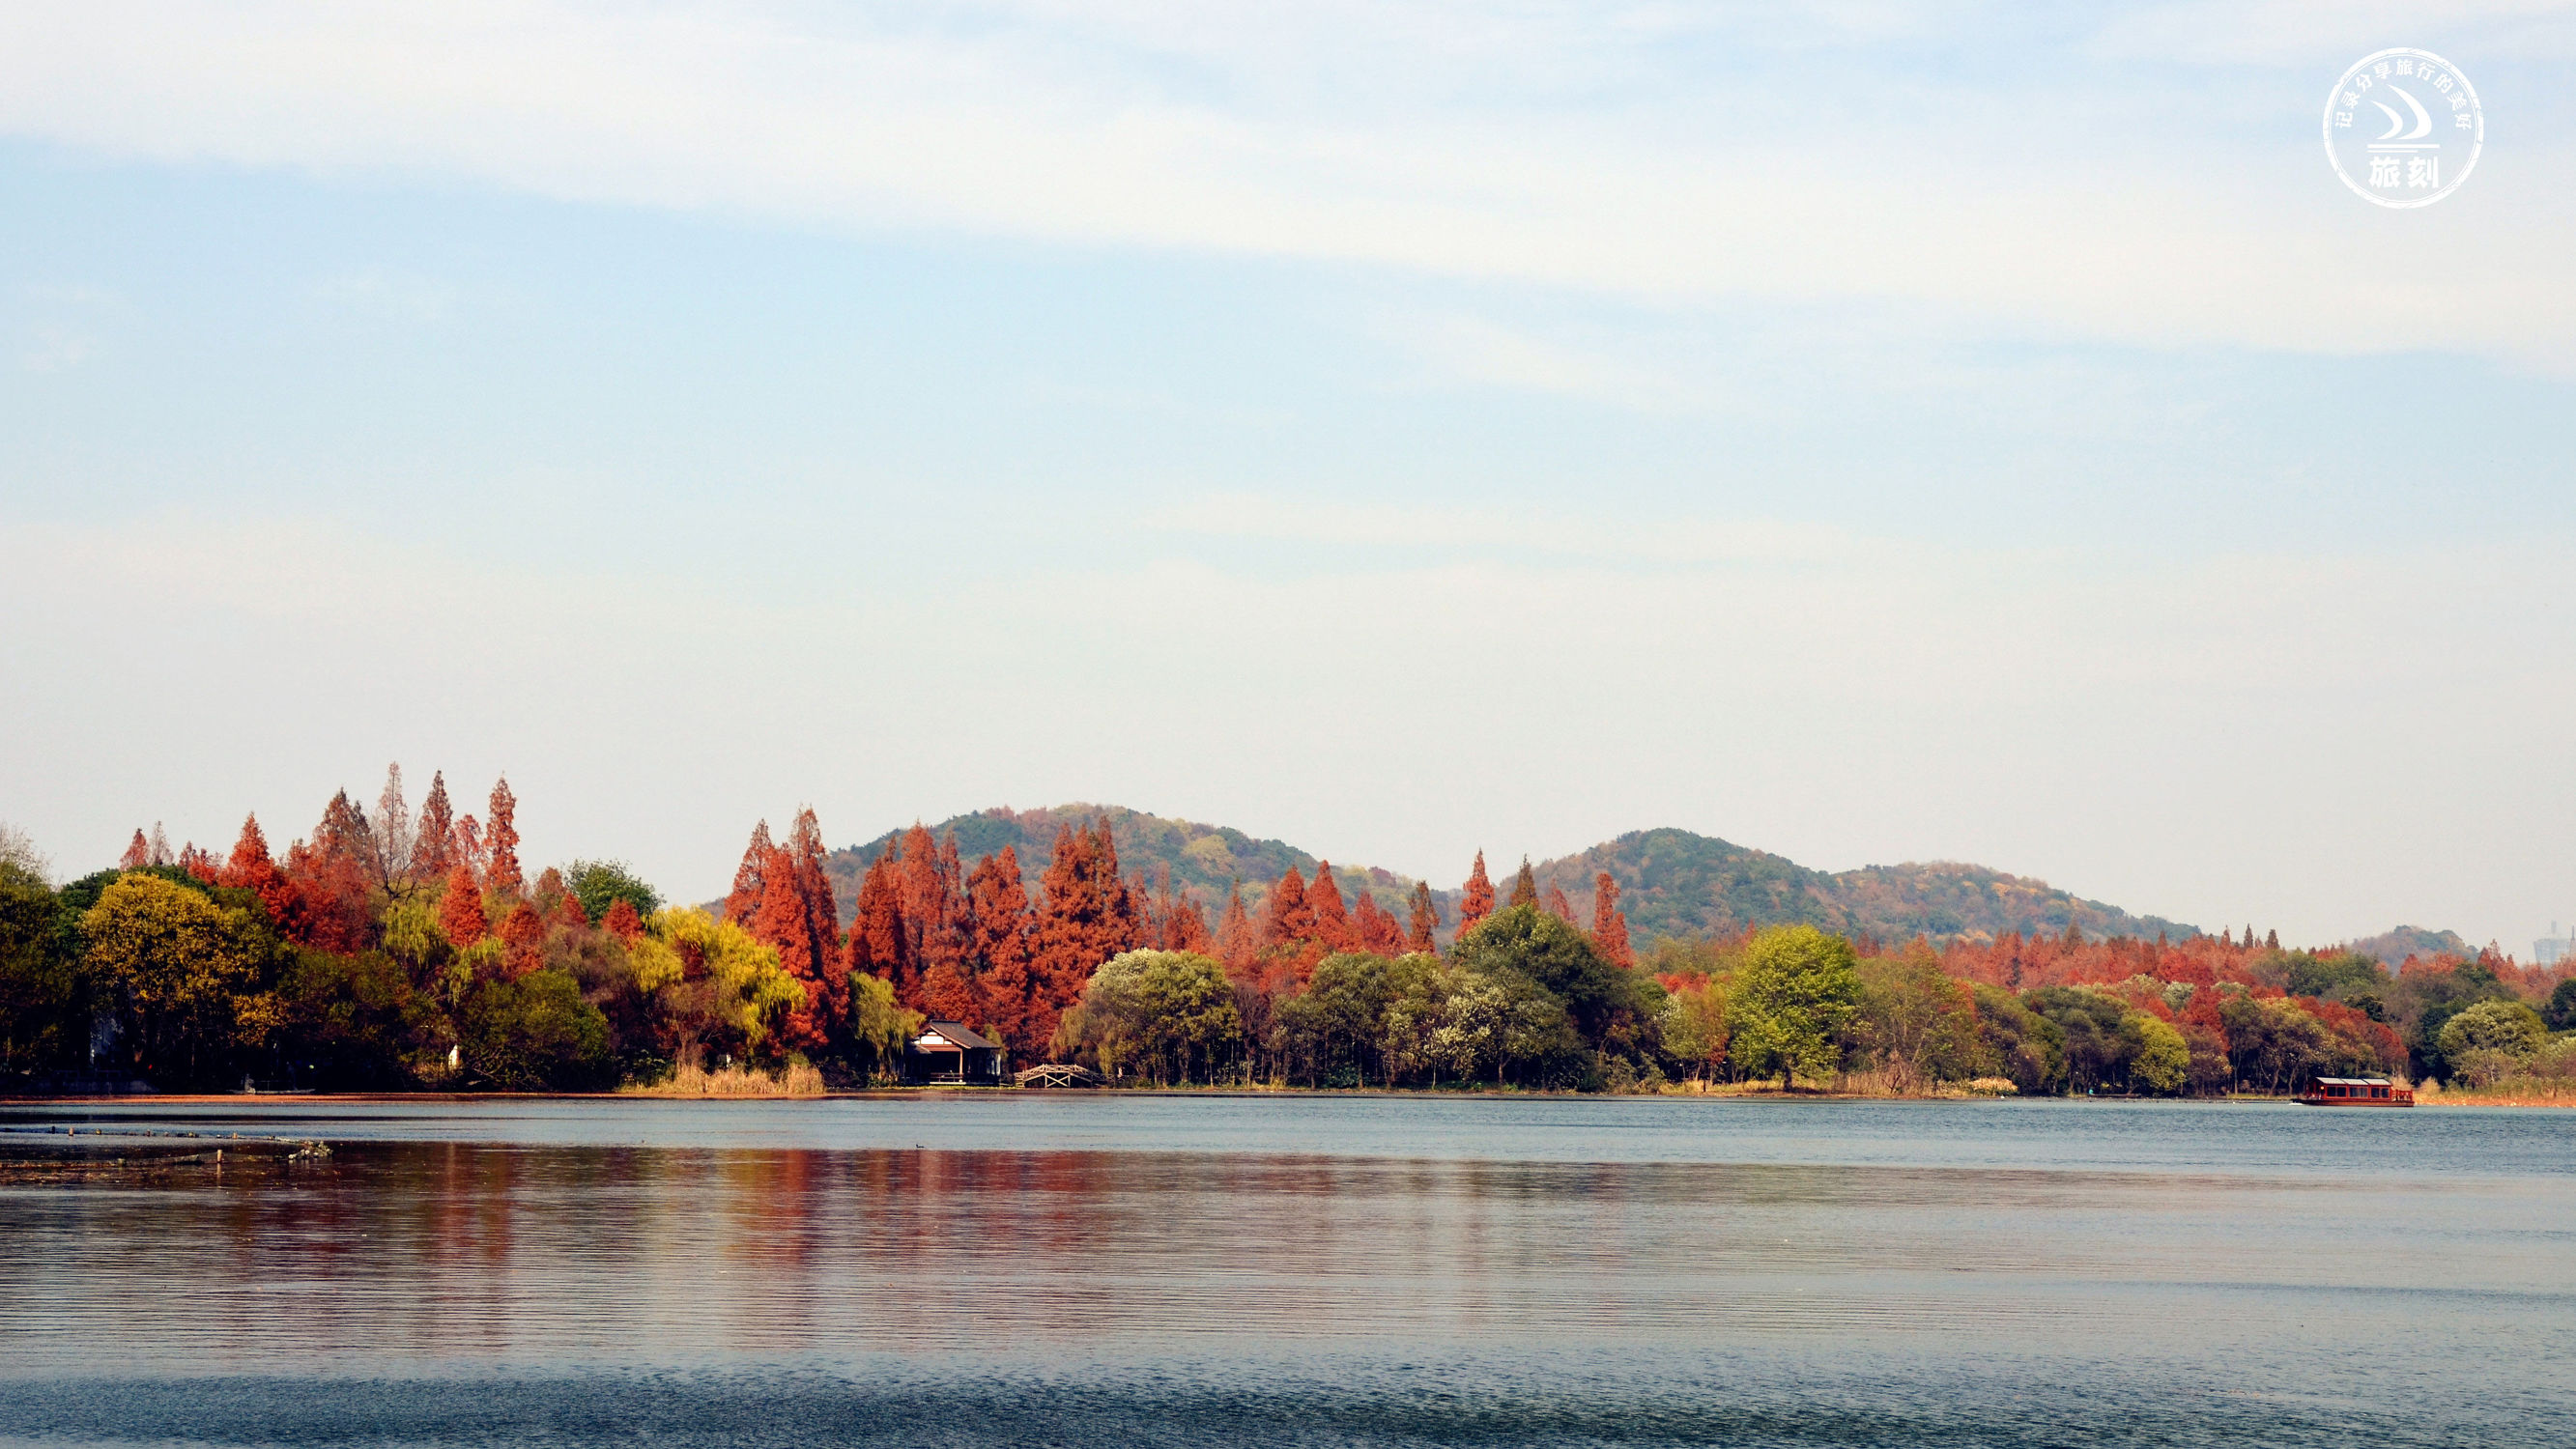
[2298,1076,2414,1106]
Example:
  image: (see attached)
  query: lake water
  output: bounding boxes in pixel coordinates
[2,1094,2571,1446]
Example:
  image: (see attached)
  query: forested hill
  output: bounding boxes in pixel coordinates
[825,806,2201,948]
[1524,830,2198,947]
[2340,925,2476,967]
[831,805,1425,923]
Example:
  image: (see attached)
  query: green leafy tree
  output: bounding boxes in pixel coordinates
[1060,950,1243,1085]
[2437,1000,2548,1087]
[277,949,449,1088]
[1851,943,1982,1089]
[844,971,923,1083]
[2286,952,2386,1005]
[0,862,78,1075]
[454,969,613,1090]
[1449,904,1655,1047]
[1971,984,2063,1094]
[1274,952,1398,1086]
[564,860,661,925]
[1373,952,1458,1084]
[2542,978,2576,1034]
[1655,977,1729,1083]
[1429,963,1584,1087]
[2123,1012,2190,1094]
[2029,986,2135,1093]
[1728,924,1861,1089]
[2402,961,2519,1081]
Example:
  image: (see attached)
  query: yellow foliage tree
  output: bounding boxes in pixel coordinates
[81,873,271,1083]
[642,908,806,1058]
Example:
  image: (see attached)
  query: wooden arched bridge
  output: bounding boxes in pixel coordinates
[1013,1064,1107,1089]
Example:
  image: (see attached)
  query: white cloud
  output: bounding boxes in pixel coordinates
[18,324,100,373]
[312,267,461,324]
[1149,493,1873,565]
[2089,0,2576,65]
[1,3,2572,367]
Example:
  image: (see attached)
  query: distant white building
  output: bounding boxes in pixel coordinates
[2538,923,2572,967]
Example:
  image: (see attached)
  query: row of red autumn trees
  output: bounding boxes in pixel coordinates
[122,768,541,962]
[718,813,1633,1062]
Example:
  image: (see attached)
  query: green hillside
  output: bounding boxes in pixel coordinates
[1524,830,2196,945]
[821,805,2200,948]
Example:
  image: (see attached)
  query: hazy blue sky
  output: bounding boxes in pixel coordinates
[4,2,2572,949]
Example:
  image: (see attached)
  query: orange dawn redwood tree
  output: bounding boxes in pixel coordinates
[285,790,377,952]
[1590,870,1634,969]
[603,896,644,944]
[440,863,489,948]
[1027,821,1140,1050]
[747,807,846,1052]
[724,820,773,923]
[218,814,301,933]
[1407,882,1440,953]
[965,846,1037,1050]
[1544,882,1575,922]
[1307,863,1351,952]
[849,852,913,1003]
[413,771,456,882]
[1215,883,1259,982]
[1352,890,1404,954]
[1259,867,1313,948]
[483,778,523,898]
[1457,853,1496,935]
[499,902,545,980]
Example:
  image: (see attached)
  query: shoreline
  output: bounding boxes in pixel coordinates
[7,1086,2569,1108]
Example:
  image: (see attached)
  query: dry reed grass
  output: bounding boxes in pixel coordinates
[618,1059,825,1098]
[2413,1078,2576,1108]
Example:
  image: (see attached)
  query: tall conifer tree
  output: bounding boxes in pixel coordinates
[847,853,912,999]
[1026,820,1141,1050]
[1307,863,1351,951]
[1458,852,1496,935]
[413,771,457,882]
[1407,881,1441,954]
[1216,883,1260,982]
[784,808,849,1031]
[220,814,302,934]
[1590,870,1634,969]
[483,778,523,898]
[1543,882,1575,922]
[966,847,1037,1049]
[724,821,774,923]
[440,863,490,948]
[1260,867,1313,947]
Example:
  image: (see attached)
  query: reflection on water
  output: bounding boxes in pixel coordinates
[2,1098,2572,1446]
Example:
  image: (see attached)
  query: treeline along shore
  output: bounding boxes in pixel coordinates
[5,768,2574,1100]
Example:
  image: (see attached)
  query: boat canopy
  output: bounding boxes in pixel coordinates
[2311,1077,2393,1087]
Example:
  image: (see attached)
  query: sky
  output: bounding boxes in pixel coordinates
[2,1,2573,951]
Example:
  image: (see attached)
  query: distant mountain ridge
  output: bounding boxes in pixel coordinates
[2338,924,2476,967]
[817,804,2203,949]
[1521,829,2196,947]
